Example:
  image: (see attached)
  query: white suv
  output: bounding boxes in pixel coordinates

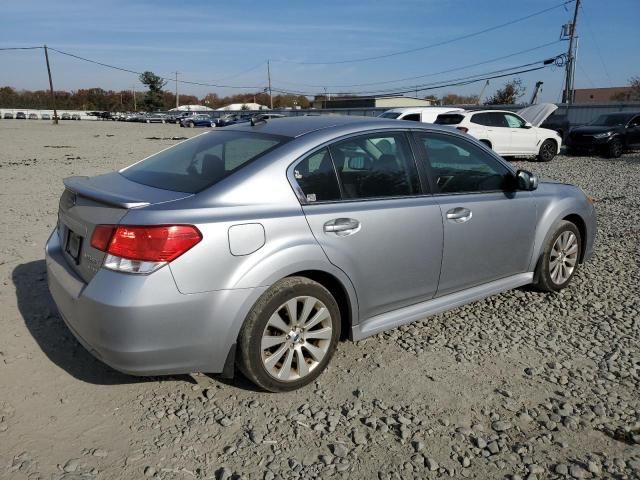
[379,107,464,124]
[434,103,562,161]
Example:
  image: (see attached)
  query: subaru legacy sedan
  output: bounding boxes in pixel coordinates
[46,116,596,392]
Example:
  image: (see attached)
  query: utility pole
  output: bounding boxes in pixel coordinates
[562,0,580,105]
[132,86,137,111]
[173,71,179,109]
[267,60,273,109]
[43,45,58,124]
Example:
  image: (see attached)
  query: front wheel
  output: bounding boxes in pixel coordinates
[534,220,581,292]
[537,139,557,162]
[187,122,194,128]
[237,277,341,392]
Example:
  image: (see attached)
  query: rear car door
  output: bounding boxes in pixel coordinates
[413,131,536,296]
[504,112,538,154]
[291,131,443,320]
[469,112,512,154]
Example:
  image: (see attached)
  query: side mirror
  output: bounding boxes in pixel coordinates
[516,169,538,191]
[523,122,533,129]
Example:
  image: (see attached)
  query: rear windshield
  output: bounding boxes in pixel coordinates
[435,114,464,125]
[379,112,401,119]
[120,130,288,193]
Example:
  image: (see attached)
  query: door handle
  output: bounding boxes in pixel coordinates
[446,207,472,223]
[323,218,361,236]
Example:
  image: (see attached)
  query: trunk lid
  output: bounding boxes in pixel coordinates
[517,103,558,127]
[57,173,192,283]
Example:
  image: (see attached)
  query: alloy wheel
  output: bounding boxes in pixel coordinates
[549,231,578,285]
[261,296,333,381]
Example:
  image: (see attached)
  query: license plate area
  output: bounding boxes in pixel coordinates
[65,230,83,264]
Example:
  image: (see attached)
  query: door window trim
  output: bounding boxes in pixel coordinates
[410,129,517,197]
[287,129,432,206]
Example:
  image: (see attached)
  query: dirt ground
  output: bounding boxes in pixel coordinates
[1,120,638,480]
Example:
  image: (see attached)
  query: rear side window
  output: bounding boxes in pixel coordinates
[294,148,341,202]
[121,131,287,193]
[330,133,420,199]
[435,114,464,125]
[402,113,421,121]
[379,112,401,119]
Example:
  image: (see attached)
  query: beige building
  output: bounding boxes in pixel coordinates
[312,95,434,109]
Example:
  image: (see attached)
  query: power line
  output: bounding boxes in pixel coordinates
[47,47,265,89]
[273,0,574,65]
[579,3,613,87]
[0,46,43,51]
[273,64,550,99]
[276,40,563,89]
[275,56,563,97]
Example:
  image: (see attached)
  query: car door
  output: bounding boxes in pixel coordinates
[504,112,538,154]
[469,112,512,154]
[627,115,640,146]
[413,130,537,296]
[291,131,443,320]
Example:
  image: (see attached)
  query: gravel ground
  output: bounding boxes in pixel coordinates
[1,120,639,480]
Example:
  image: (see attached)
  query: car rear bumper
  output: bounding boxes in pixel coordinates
[45,229,266,376]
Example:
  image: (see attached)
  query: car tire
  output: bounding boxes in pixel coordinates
[237,276,341,392]
[537,139,557,162]
[188,122,194,128]
[606,137,623,158]
[146,120,150,124]
[534,220,581,292]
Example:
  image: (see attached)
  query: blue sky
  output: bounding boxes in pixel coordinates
[1,0,638,102]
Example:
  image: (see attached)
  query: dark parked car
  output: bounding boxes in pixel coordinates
[180,114,215,128]
[540,113,571,142]
[61,113,71,120]
[16,111,26,119]
[216,113,252,127]
[28,113,39,120]
[3,112,13,119]
[567,112,640,158]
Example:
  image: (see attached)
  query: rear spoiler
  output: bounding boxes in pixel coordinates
[63,176,150,209]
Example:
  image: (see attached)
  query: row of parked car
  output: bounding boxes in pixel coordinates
[381,105,640,160]
[2,111,81,120]
[101,111,286,128]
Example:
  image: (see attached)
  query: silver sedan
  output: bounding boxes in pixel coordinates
[46,116,596,391]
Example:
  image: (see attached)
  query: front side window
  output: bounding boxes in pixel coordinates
[121,131,287,193]
[415,132,509,194]
[504,113,526,128]
[293,148,341,202]
[330,133,420,199]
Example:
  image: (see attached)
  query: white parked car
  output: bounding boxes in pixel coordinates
[379,107,464,124]
[434,103,561,162]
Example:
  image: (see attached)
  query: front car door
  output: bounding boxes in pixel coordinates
[504,112,538,155]
[290,131,443,320]
[412,130,537,296]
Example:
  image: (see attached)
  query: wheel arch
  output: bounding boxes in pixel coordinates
[562,213,588,263]
[287,269,355,340]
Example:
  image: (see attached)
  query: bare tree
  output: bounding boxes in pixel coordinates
[484,78,526,105]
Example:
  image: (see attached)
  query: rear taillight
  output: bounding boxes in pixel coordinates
[456,126,469,133]
[91,225,202,274]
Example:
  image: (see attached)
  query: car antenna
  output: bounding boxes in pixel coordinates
[250,114,267,126]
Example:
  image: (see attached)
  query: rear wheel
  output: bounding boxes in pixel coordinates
[534,220,581,292]
[187,121,195,128]
[237,277,341,392]
[537,139,557,162]
[606,137,623,158]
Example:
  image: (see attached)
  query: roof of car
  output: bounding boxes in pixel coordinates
[225,115,445,138]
